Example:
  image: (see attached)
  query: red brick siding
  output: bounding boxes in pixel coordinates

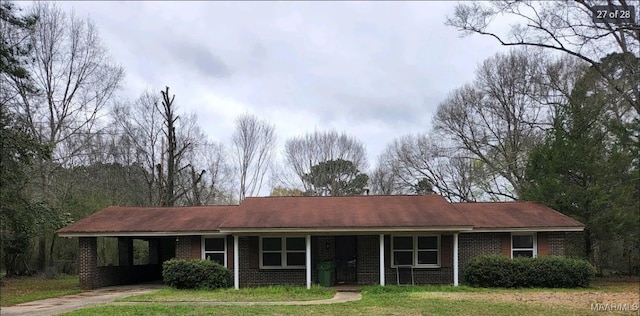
[547,232,566,256]
[501,233,511,257]
[175,236,191,259]
[538,232,548,256]
[459,232,503,282]
[441,235,452,268]
[356,235,379,284]
[190,236,201,259]
[226,235,234,269]
[79,237,98,289]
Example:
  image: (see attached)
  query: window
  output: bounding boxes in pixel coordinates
[202,236,226,266]
[512,233,536,258]
[391,235,440,267]
[260,237,306,269]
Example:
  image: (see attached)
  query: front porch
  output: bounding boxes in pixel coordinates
[230,233,461,289]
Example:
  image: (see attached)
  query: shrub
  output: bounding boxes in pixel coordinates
[464,255,515,288]
[162,259,231,290]
[464,255,595,288]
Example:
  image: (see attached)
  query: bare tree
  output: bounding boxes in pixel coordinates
[446,0,638,117]
[180,137,234,206]
[282,130,368,194]
[231,113,276,202]
[369,158,398,196]
[112,90,163,205]
[433,49,575,200]
[376,134,482,202]
[1,2,123,269]
[156,87,196,206]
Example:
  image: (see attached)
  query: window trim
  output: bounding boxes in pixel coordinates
[259,236,306,269]
[201,235,227,267]
[390,235,441,268]
[511,232,537,258]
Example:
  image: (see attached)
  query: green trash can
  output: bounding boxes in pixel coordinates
[317,261,335,287]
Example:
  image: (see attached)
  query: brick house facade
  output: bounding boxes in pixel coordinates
[60,195,585,290]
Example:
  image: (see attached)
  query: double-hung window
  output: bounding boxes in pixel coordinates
[202,236,226,266]
[512,233,536,258]
[391,235,440,268]
[260,237,306,269]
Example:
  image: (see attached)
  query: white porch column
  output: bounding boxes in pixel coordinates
[234,235,239,290]
[453,233,459,286]
[379,234,385,286]
[306,235,311,289]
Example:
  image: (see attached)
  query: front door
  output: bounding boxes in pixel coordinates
[334,236,357,284]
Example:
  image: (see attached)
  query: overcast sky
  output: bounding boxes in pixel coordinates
[47,1,510,175]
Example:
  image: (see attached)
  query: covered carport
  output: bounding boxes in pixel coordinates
[57,205,236,289]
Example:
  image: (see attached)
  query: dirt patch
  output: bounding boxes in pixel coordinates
[412,277,639,311]
[414,291,639,310]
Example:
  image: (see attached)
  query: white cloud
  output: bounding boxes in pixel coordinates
[49,1,511,188]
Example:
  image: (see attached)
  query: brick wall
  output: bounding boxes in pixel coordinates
[79,237,98,289]
[458,232,503,282]
[175,236,191,259]
[547,232,566,256]
[238,236,306,287]
[357,235,379,285]
[457,231,569,283]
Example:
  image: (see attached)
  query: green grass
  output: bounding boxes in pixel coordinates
[0,275,81,306]
[65,278,640,316]
[117,285,335,302]
[5,276,638,315]
[61,294,597,316]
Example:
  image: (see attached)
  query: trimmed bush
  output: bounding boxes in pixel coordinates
[464,255,595,288]
[162,259,231,290]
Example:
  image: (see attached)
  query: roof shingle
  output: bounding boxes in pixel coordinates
[220,195,473,229]
[56,205,235,234]
[56,196,585,236]
[452,202,584,229]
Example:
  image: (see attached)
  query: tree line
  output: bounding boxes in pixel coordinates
[1,1,637,276]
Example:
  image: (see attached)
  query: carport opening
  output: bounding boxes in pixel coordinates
[97,237,117,266]
[92,237,175,286]
[96,237,151,266]
[133,239,149,265]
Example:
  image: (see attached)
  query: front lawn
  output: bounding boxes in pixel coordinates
[118,285,335,302]
[62,277,640,316]
[0,275,81,306]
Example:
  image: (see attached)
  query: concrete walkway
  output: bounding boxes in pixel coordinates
[112,291,362,306]
[0,285,361,316]
[1,284,165,316]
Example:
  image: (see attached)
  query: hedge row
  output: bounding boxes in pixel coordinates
[464,255,595,288]
[162,259,231,289]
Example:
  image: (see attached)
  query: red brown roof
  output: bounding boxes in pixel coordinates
[452,202,584,229]
[57,205,236,235]
[220,195,473,230]
[56,196,585,236]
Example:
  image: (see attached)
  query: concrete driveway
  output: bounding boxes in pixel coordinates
[1,283,165,316]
